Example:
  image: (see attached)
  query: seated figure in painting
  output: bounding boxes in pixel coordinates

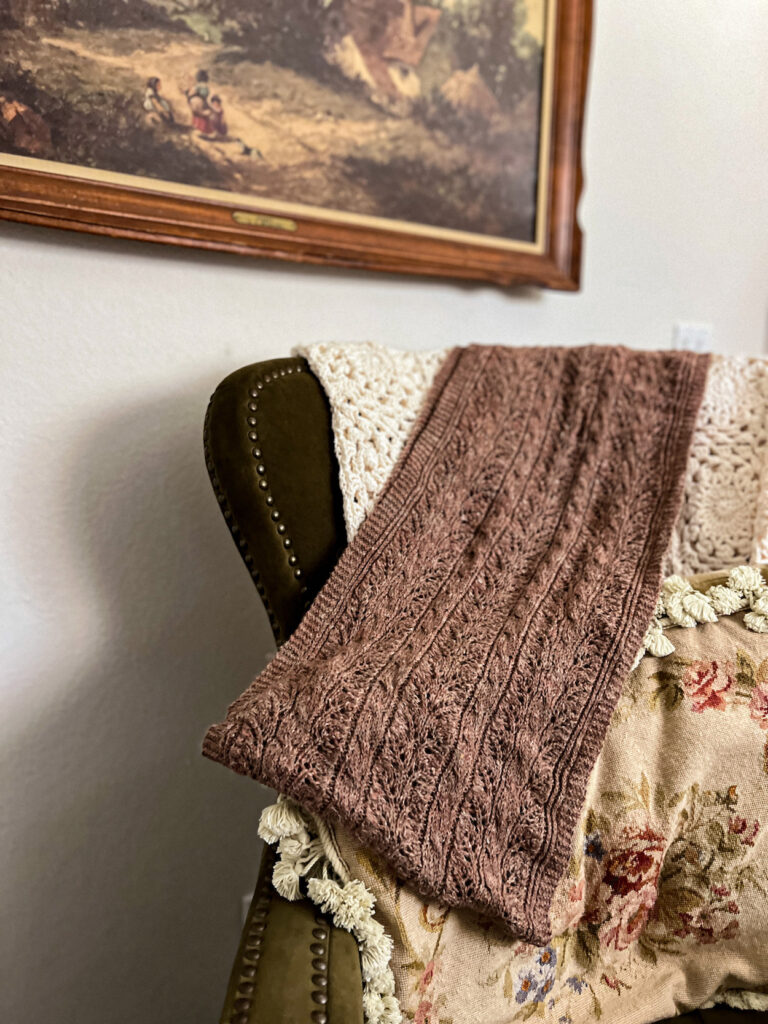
[208,96,228,139]
[143,78,174,125]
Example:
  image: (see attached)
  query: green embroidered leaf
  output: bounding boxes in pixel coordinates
[404,959,426,973]
[653,666,684,683]
[661,885,703,917]
[650,678,684,711]
[636,940,657,965]
[591,988,603,1019]
[653,935,682,953]
[601,790,632,808]
[706,819,726,848]
[640,772,651,810]
[738,864,768,896]
[502,968,515,1000]
[513,1001,541,1022]
[736,650,757,691]
[572,926,599,969]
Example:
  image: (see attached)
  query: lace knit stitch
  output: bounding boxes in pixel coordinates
[204,344,709,943]
[298,344,768,572]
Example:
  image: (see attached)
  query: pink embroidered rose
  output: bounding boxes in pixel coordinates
[682,659,735,713]
[602,825,666,898]
[728,816,760,846]
[674,905,739,945]
[595,825,665,952]
[419,960,435,992]
[415,999,432,1024]
[599,883,657,951]
[749,682,768,729]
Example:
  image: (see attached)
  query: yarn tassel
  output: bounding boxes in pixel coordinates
[633,565,767,668]
[260,801,401,1024]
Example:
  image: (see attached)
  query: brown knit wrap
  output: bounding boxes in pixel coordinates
[204,345,710,943]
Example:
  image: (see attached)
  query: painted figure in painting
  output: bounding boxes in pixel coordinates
[185,69,213,136]
[143,77,174,125]
[207,96,228,140]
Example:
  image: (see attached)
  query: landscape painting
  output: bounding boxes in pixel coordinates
[0,0,592,288]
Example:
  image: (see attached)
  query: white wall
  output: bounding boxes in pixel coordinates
[2,4,767,1022]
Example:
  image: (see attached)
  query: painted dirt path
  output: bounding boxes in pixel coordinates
[38,30,479,216]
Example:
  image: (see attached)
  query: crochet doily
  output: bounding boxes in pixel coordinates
[664,354,768,574]
[298,344,768,568]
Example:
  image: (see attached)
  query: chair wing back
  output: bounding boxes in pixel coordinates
[204,356,346,643]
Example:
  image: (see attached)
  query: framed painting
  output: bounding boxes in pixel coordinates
[0,0,592,289]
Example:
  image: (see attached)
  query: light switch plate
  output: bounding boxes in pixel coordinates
[672,322,714,353]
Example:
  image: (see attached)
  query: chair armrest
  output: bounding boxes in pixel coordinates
[204,356,346,643]
[219,846,363,1024]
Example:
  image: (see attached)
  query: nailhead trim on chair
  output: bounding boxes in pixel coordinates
[203,404,284,638]
[203,360,312,646]
[309,910,330,1023]
[228,846,277,1024]
[243,366,310,615]
[223,841,336,1024]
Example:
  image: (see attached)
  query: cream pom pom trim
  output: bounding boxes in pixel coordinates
[258,796,401,1024]
[632,564,768,669]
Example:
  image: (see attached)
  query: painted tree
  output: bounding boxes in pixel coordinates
[443,0,541,110]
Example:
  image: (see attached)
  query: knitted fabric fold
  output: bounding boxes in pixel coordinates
[204,344,710,943]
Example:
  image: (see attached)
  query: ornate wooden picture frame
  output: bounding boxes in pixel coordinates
[0,0,591,288]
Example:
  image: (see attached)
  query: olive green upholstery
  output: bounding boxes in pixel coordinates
[204,359,766,1024]
[218,845,363,1024]
[204,356,346,645]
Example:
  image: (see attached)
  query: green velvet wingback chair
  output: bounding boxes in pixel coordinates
[203,358,766,1024]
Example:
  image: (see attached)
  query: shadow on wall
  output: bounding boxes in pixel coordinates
[4,387,275,1024]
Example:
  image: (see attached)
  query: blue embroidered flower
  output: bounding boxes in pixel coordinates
[535,946,557,971]
[514,970,539,1004]
[583,831,605,861]
[566,976,586,994]
[536,974,555,1000]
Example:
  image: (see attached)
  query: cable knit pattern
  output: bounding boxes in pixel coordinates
[293,341,448,537]
[205,345,709,943]
[664,354,768,575]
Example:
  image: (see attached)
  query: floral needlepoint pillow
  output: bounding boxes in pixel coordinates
[332,584,768,1024]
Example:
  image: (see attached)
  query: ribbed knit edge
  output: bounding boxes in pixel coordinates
[520,349,712,941]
